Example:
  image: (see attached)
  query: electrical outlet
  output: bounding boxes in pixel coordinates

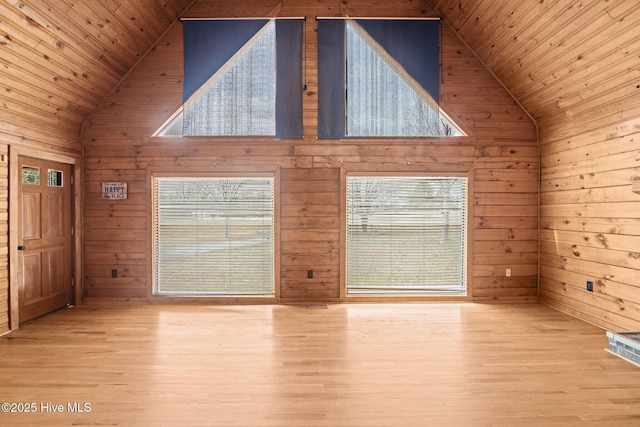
[307,270,313,279]
[505,268,512,277]
[586,281,593,292]
[112,269,118,278]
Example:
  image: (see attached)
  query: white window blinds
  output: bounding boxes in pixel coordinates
[346,176,467,295]
[154,177,274,295]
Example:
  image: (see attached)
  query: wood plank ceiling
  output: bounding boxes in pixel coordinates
[0,0,192,136]
[430,0,640,126]
[2,0,636,133]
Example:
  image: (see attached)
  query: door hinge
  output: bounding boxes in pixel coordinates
[71,226,74,236]
[71,175,74,185]
[71,278,75,288]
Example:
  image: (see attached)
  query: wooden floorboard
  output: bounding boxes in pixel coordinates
[0,302,639,426]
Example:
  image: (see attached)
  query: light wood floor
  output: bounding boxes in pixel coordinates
[1,302,640,426]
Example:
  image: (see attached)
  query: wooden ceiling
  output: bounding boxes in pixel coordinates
[0,0,192,134]
[431,0,640,127]
[1,0,637,133]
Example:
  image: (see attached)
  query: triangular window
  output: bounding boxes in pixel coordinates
[155,19,303,138]
[346,21,460,137]
[318,19,465,138]
[184,21,275,136]
[155,108,183,137]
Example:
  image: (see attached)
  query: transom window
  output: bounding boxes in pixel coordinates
[345,175,467,295]
[153,176,275,296]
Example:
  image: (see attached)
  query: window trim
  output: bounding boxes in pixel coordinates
[340,167,472,301]
[149,171,280,302]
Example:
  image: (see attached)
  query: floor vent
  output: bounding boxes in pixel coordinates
[306,304,328,309]
[606,331,640,367]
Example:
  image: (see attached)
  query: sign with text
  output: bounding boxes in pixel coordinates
[102,182,127,200]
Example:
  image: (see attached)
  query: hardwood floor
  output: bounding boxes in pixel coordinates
[0,302,639,426]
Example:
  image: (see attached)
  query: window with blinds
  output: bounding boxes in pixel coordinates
[153,176,275,296]
[346,176,467,295]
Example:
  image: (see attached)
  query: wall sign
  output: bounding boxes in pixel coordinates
[102,182,127,200]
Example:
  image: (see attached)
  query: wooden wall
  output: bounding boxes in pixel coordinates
[81,0,538,303]
[0,0,190,331]
[2,0,636,332]
[539,111,640,332]
[534,3,640,331]
[431,0,640,331]
[0,1,84,332]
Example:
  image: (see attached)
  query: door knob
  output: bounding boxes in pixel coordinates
[17,245,25,251]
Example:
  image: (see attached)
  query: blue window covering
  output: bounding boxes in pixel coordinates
[317,19,346,139]
[317,18,441,139]
[276,20,304,138]
[355,20,439,104]
[183,22,276,136]
[183,20,268,103]
[182,19,303,138]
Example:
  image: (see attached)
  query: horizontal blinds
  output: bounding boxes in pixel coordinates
[346,176,467,295]
[154,177,274,295]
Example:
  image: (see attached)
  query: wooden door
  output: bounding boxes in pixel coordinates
[18,156,73,323]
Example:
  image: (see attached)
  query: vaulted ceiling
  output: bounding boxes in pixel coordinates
[0,0,192,134]
[1,0,637,133]
[430,0,640,127]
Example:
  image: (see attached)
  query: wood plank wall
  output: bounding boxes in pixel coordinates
[538,102,640,332]
[81,0,538,303]
[431,0,640,331]
[0,0,192,331]
[539,121,640,331]
[1,0,635,332]
[535,2,640,331]
[0,1,83,332]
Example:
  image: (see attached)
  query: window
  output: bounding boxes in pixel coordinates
[318,18,464,138]
[346,21,453,136]
[345,175,467,295]
[183,20,276,136]
[22,166,40,185]
[153,176,275,296]
[48,169,63,187]
[155,19,303,138]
